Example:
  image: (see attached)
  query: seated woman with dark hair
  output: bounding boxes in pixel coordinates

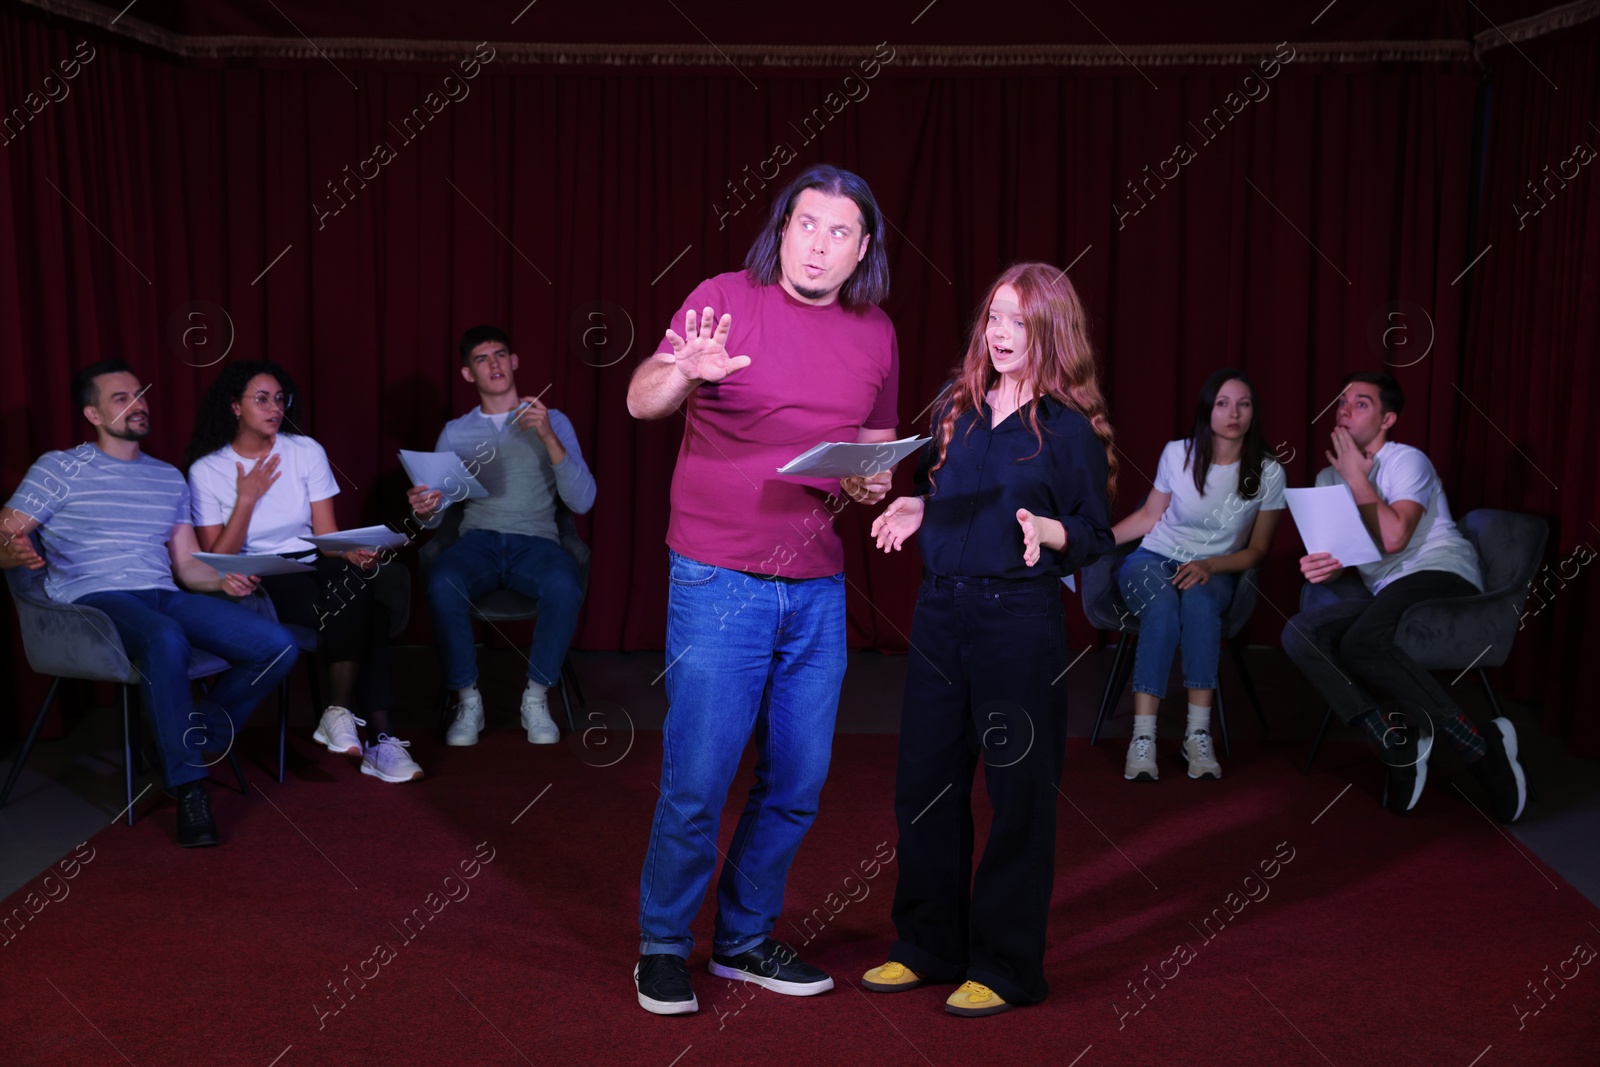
[184,361,420,784]
[1109,368,1285,782]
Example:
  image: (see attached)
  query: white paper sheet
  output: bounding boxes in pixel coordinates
[398,450,489,500]
[777,436,930,479]
[303,525,412,552]
[1283,485,1383,566]
[192,552,316,577]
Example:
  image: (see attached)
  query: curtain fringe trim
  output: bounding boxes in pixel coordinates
[15,0,1600,68]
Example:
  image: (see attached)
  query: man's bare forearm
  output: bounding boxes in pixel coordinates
[627,358,698,420]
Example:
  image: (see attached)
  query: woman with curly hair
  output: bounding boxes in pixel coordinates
[862,263,1116,1016]
[184,361,420,784]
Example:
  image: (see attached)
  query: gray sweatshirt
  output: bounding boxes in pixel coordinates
[433,406,596,543]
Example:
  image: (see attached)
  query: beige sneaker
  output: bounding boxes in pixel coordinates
[1124,734,1158,781]
[313,706,364,756]
[361,734,423,783]
[1182,730,1222,780]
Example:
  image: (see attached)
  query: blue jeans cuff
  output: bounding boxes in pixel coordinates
[639,940,691,959]
[714,934,768,958]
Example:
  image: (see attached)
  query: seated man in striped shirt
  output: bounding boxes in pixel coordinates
[0,360,299,847]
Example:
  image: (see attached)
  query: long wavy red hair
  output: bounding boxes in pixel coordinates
[928,262,1117,502]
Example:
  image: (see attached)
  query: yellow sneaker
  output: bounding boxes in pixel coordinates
[945,980,1012,1017]
[862,961,923,993]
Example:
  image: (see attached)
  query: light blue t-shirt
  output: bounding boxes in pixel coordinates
[5,445,188,603]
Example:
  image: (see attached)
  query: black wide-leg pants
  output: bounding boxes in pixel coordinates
[888,574,1070,1005]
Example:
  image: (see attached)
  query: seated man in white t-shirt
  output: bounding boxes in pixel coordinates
[1110,370,1285,782]
[1281,372,1528,822]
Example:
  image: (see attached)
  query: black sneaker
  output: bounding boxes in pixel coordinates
[635,953,698,1015]
[1380,731,1432,815]
[709,939,833,996]
[1468,717,1528,823]
[173,782,219,847]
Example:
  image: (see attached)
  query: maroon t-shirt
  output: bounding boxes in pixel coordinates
[655,271,899,579]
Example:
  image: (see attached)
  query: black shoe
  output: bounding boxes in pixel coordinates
[709,939,833,996]
[1380,731,1432,815]
[1468,717,1528,823]
[173,782,219,847]
[635,953,698,1015]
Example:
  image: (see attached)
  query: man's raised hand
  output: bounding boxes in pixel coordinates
[664,307,752,385]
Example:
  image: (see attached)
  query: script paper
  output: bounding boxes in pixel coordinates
[303,525,412,553]
[1283,486,1383,567]
[398,450,489,500]
[777,436,930,479]
[192,552,315,577]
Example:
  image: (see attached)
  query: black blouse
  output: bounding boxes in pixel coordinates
[913,394,1114,580]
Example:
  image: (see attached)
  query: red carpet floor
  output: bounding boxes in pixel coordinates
[2,727,1597,1066]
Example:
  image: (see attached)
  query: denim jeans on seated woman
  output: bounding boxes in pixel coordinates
[638,550,846,960]
[1115,546,1236,699]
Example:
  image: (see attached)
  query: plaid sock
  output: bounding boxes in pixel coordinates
[1434,709,1487,761]
[1352,709,1393,752]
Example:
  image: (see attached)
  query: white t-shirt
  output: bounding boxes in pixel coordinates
[188,434,340,555]
[1140,439,1286,563]
[1315,440,1482,593]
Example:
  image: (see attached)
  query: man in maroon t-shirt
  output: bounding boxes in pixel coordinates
[627,164,900,1016]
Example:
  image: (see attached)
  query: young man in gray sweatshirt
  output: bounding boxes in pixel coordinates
[408,326,596,745]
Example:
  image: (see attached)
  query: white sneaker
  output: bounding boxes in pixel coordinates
[361,734,423,783]
[520,686,559,744]
[313,706,365,756]
[1182,730,1222,780]
[1124,734,1158,781]
[446,691,485,746]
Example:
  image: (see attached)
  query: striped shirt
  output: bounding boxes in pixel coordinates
[5,445,188,603]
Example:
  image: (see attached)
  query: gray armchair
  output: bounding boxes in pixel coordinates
[1301,508,1548,773]
[1081,537,1270,757]
[418,505,589,732]
[1,537,252,824]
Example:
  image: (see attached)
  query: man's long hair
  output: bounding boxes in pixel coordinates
[743,164,890,308]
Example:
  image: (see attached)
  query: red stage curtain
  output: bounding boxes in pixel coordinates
[1,6,1521,732]
[1456,18,1600,756]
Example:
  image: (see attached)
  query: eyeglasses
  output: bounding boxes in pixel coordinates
[247,392,293,411]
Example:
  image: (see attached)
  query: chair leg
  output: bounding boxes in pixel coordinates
[1227,637,1269,736]
[1303,705,1337,776]
[225,748,250,795]
[305,652,324,719]
[0,677,63,808]
[437,687,453,733]
[563,653,588,710]
[1110,637,1138,709]
[277,678,289,784]
[1476,668,1507,720]
[1214,683,1232,759]
[1090,639,1130,746]
[122,685,137,826]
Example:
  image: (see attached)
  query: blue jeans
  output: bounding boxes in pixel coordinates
[76,588,300,789]
[1116,547,1236,698]
[638,550,847,958]
[426,530,583,689]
